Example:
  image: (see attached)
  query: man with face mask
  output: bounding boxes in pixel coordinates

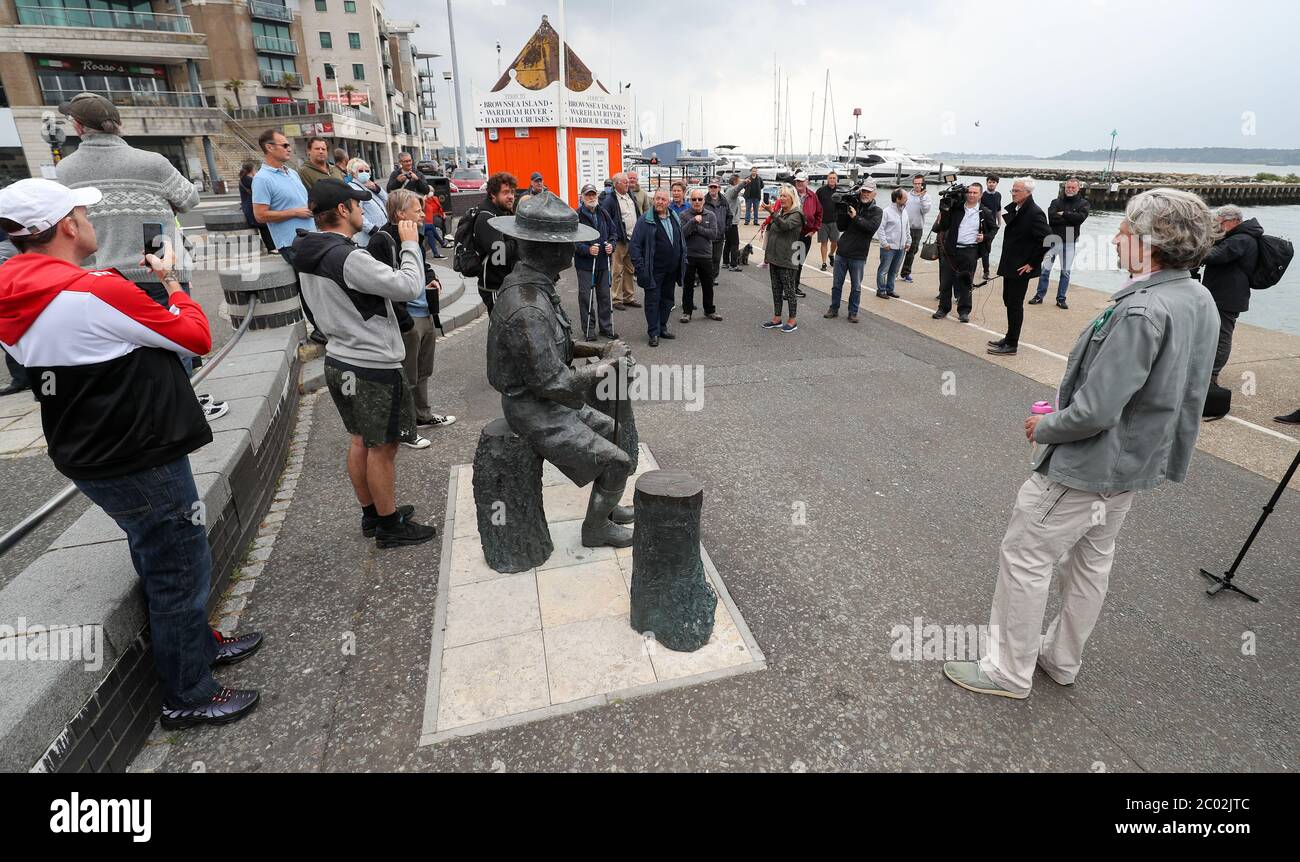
[574,183,618,340]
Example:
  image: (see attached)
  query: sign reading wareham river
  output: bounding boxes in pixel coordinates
[474,84,630,130]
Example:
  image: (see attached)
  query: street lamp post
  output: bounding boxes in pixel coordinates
[445,0,468,170]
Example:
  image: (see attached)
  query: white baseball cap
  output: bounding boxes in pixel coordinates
[793,171,808,182]
[0,178,101,236]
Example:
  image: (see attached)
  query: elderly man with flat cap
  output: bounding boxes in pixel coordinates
[486,191,637,548]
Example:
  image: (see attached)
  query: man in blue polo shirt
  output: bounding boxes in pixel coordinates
[251,128,321,339]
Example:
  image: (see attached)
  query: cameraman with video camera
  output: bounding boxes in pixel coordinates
[824,180,882,322]
[932,182,996,323]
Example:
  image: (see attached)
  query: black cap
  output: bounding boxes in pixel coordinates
[309,177,371,214]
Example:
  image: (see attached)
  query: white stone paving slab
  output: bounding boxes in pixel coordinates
[420,443,766,746]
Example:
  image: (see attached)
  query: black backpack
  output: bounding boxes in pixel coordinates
[1250,233,1292,289]
[451,206,483,278]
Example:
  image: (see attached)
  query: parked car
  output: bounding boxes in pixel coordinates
[449,168,487,192]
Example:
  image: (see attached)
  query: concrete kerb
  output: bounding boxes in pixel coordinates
[0,320,305,772]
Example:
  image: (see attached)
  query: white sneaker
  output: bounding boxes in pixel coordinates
[197,393,215,407]
[400,434,432,449]
[202,400,229,422]
[421,414,457,428]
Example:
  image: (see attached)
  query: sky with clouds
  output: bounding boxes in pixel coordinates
[385,0,1299,157]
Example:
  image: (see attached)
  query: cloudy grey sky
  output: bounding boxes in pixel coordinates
[386,0,1298,157]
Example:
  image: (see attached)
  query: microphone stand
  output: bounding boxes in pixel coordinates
[1198,447,1298,602]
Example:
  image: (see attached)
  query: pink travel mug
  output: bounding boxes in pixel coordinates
[1031,401,1054,462]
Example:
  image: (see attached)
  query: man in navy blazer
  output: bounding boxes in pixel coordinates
[629,186,687,347]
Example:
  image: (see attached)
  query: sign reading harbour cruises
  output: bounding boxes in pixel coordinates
[475,83,630,131]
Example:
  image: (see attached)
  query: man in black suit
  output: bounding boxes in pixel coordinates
[932,182,997,324]
[988,178,1051,356]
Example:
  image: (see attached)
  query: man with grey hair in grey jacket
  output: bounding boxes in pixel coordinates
[944,187,1219,700]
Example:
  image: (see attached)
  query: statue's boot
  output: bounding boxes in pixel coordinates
[610,502,635,525]
[582,482,634,548]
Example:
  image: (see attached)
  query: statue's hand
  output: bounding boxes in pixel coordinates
[601,339,630,360]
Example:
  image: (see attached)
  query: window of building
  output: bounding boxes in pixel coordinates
[352,64,365,80]
[314,0,326,9]
[344,0,356,12]
[252,21,291,40]
[324,63,336,80]
[319,32,332,49]
[348,32,361,50]
[258,55,298,75]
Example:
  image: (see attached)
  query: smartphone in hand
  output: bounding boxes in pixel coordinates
[142,222,165,260]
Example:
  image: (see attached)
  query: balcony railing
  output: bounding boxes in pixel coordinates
[230,99,379,128]
[15,4,194,32]
[259,70,304,88]
[253,35,297,55]
[249,1,293,24]
[40,87,207,109]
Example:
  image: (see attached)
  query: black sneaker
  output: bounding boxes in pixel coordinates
[212,630,264,666]
[362,504,415,537]
[794,288,807,298]
[819,262,827,272]
[376,514,436,548]
[1028,296,1043,305]
[761,319,783,329]
[659,330,676,340]
[160,687,260,729]
[1056,299,1069,310]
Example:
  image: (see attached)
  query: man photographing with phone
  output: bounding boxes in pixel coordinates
[0,178,264,729]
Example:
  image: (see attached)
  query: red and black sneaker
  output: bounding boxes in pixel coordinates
[212,629,264,666]
[160,687,260,729]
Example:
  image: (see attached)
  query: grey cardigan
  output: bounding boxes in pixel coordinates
[1032,269,1218,493]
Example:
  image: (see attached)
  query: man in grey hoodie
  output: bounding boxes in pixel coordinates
[291,179,437,549]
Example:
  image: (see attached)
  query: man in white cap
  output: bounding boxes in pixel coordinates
[0,178,263,729]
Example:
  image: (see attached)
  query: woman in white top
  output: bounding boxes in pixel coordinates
[345,157,388,247]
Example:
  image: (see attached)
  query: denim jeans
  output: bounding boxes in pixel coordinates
[423,224,445,256]
[829,255,866,316]
[1034,241,1074,301]
[876,248,904,294]
[72,457,220,707]
[744,198,760,224]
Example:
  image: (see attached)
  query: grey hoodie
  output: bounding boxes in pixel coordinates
[290,229,424,369]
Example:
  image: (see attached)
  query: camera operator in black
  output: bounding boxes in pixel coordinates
[824,179,882,321]
[978,175,1003,284]
[933,182,996,323]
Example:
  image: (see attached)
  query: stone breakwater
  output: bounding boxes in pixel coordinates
[958,165,1257,183]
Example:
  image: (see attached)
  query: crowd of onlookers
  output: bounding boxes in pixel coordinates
[0,92,1295,728]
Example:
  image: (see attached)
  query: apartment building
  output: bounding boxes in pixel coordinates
[0,0,224,182]
[0,0,442,185]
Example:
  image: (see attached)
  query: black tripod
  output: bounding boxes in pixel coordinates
[1199,447,1299,602]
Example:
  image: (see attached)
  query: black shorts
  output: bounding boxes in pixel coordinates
[324,356,416,447]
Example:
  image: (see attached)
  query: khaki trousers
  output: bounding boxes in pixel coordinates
[611,241,636,303]
[400,316,437,421]
[980,472,1135,695]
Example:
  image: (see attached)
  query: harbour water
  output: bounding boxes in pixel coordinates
[952,164,1300,336]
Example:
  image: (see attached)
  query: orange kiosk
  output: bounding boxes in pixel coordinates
[474,16,630,207]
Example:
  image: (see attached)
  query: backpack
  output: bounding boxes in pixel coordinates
[451,206,483,278]
[1250,234,1293,290]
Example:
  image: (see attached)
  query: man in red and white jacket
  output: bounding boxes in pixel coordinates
[0,178,262,729]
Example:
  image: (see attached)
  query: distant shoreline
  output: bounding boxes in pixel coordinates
[934,147,1300,165]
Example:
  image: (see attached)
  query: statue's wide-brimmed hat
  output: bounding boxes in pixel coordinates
[489,190,598,242]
